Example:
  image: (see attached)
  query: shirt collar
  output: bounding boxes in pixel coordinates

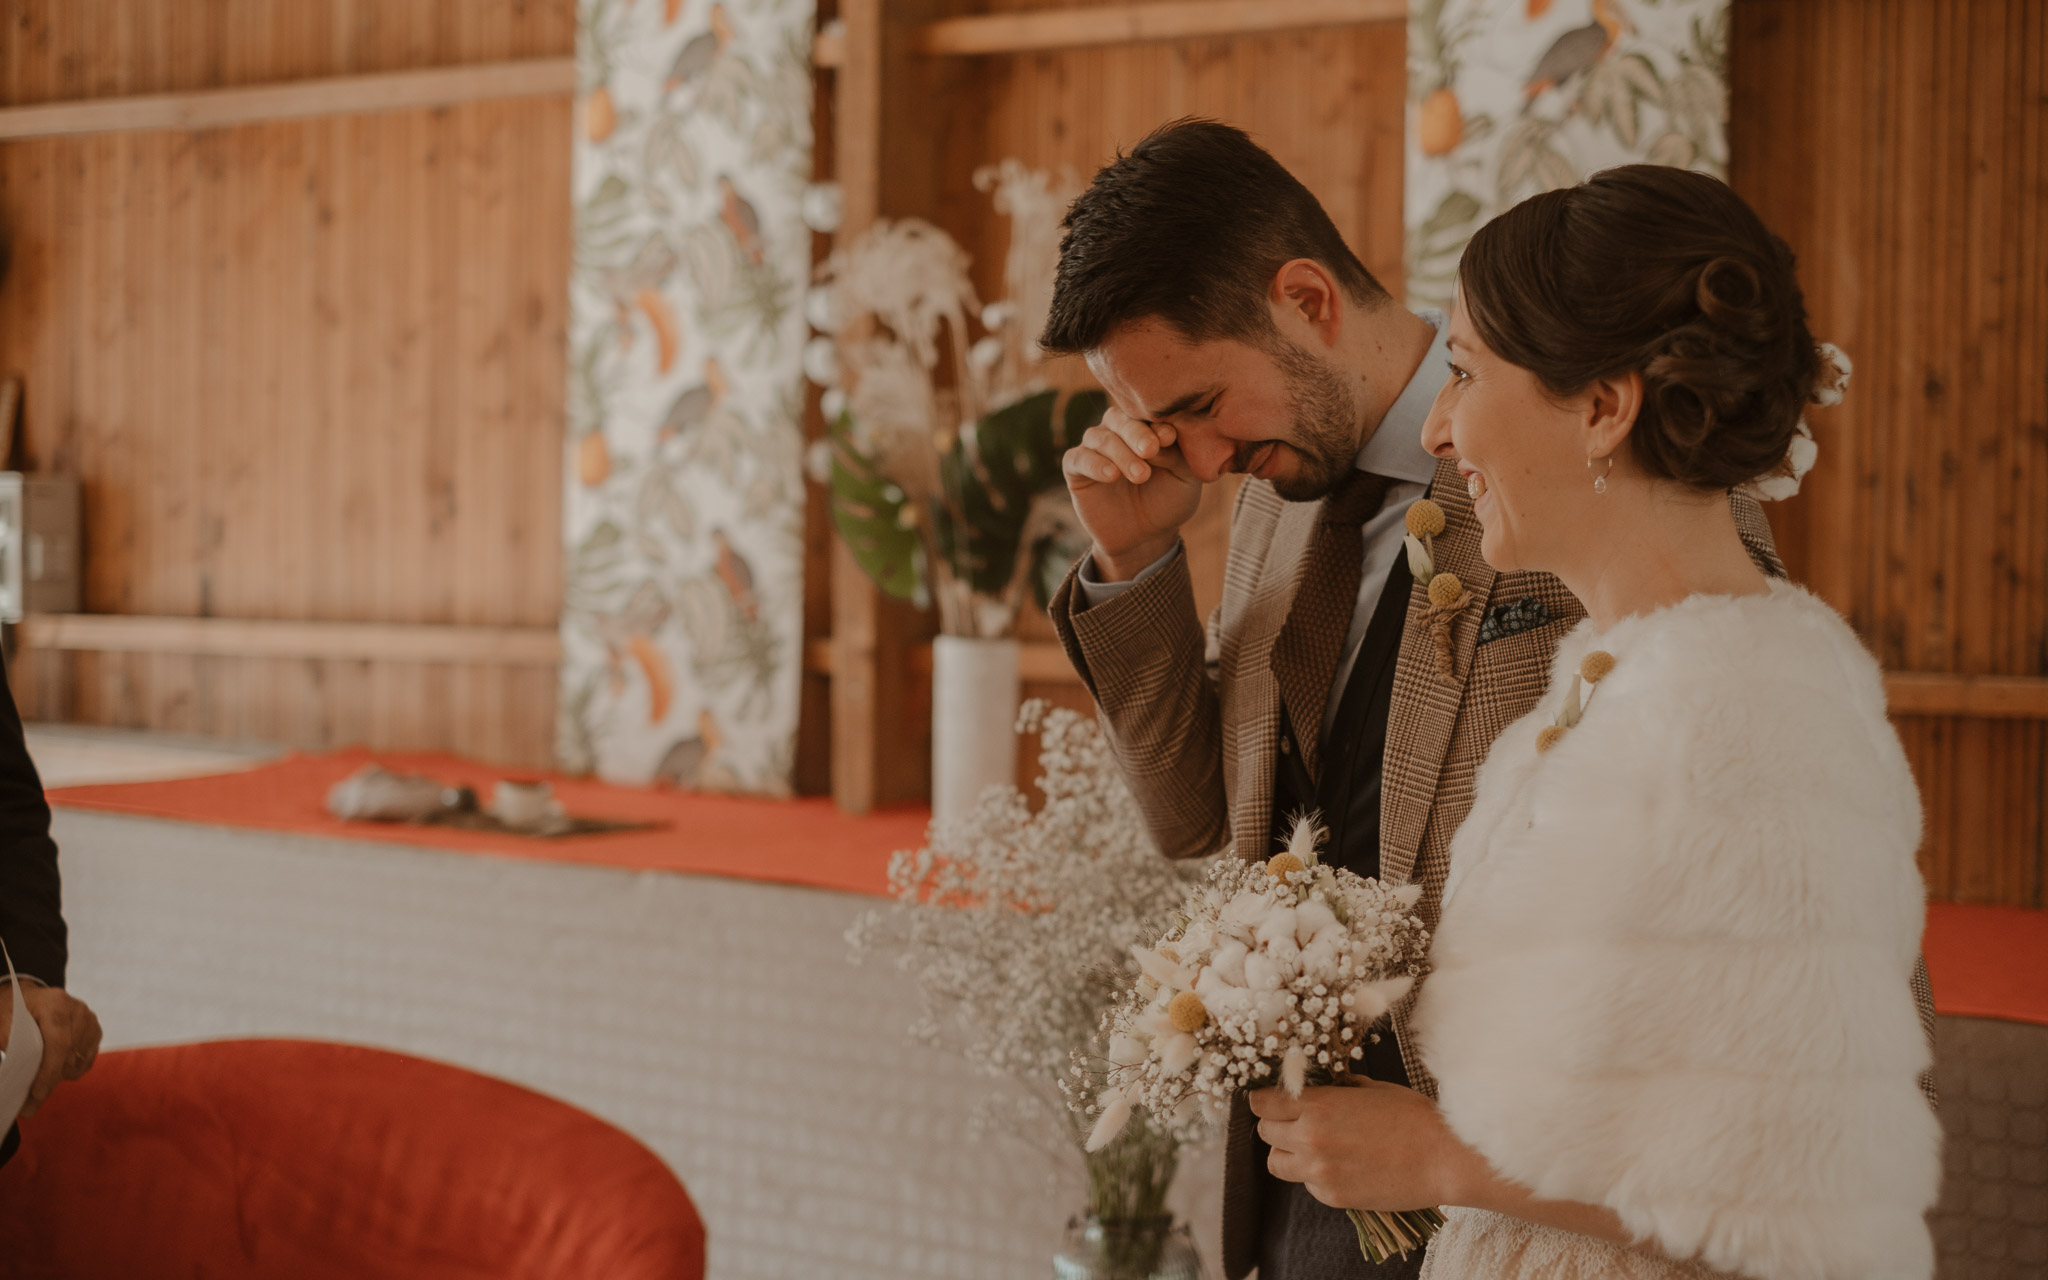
[1354,307,1449,486]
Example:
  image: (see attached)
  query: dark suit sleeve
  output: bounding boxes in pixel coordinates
[0,654,64,987]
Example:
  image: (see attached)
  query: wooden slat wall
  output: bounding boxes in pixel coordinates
[0,1,574,767]
[1731,0,2046,906]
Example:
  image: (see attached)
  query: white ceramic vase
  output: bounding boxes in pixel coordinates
[930,634,1021,826]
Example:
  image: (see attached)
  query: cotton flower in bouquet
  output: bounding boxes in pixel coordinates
[1072,816,1445,1264]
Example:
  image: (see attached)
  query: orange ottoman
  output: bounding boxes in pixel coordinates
[0,1039,705,1279]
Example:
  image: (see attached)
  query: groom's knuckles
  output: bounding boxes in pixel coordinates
[1082,425,1149,482]
[1101,410,1163,459]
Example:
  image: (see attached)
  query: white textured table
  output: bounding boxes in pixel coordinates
[49,808,1222,1280]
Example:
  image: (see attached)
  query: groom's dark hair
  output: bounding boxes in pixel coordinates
[1039,118,1390,355]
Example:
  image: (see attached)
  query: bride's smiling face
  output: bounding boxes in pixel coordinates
[1419,296,1602,573]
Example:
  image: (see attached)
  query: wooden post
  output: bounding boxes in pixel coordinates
[826,0,941,812]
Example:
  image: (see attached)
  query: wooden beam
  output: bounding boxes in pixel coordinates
[814,23,848,69]
[18,615,561,667]
[37,625,2048,713]
[914,0,1404,57]
[1884,673,2048,720]
[829,0,887,814]
[0,58,576,141]
[805,638,1080,684]
[797,644,2048,715]
[1019,642,1080,682]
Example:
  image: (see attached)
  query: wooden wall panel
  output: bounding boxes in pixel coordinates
[946,22,1409,294]
[0,1,574,767]
[1731,0,2048,906]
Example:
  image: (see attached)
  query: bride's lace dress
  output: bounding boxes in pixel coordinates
[1422,1209,1732,1279]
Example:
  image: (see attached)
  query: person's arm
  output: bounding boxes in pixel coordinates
[1051,407,1229,862]
[1072,540,1181,609]
[0,651,100,1124]
[0,652,63,987]
[1049,548,1229,861]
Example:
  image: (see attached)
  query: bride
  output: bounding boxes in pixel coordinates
[1248,165,1941,1279]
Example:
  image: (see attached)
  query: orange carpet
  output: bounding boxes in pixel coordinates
[1924,902,2048,1027]
[46,748,927,897]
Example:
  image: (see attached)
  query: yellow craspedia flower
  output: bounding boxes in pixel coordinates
[1428,571,1465,610]
[1536,725,1569,754]
[1266,852,1305,880]
[1579,650,1616,684]
[1169,991,1209,1032]
[1405,498,1447,540]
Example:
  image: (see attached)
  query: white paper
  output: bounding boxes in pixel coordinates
[0,941,44,1126]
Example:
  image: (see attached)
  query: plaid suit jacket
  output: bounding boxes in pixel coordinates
[1049,457,1939,1280]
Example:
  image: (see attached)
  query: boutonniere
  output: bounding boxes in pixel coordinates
[1536,650,1616,754]
[1403,499,1467,681]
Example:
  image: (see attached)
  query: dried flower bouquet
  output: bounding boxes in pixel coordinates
[1074,817,1447,1264]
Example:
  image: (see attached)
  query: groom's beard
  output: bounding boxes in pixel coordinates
[1252,339,1361,502]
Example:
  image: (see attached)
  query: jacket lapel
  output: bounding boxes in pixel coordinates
[1229,492,1321,860]
[1379,457,1495,886]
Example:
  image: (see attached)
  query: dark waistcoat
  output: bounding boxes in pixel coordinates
[1258,551,1426,1280]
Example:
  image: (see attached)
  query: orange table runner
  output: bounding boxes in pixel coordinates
[1922,902,2048,1027]
[47,748,927,897]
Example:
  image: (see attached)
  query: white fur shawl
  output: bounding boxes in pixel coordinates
[1411,582,1940,1280]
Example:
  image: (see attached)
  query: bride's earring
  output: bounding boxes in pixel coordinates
[1588,453,1614,495]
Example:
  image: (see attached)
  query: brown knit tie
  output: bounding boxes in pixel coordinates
[1269,468,1391,782]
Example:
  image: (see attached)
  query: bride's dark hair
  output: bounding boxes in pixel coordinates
[1456,165,1820,491]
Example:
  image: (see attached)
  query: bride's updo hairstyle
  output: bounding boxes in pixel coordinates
[1456,165,1820,491]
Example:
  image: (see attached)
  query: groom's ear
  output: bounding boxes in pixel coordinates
[1583,370,1645,460]
[1267,259,1344,348]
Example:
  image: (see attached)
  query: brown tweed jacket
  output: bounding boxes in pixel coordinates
[1049,457,1939,1280]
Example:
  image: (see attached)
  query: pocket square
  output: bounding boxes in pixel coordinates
[1478,596,1550,646]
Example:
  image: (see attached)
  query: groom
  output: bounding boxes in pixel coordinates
[1041,120,1821,1278]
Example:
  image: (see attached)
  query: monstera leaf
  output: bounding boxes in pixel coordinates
[827,413,925,602]
[933,388,1107,597]
[1027,516,1094,611]
[830,389,1108,615]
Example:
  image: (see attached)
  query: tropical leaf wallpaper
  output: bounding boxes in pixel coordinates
[562,0,813,793]
[1406,0,1730,310]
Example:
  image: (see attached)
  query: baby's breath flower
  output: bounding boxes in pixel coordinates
[847,701,1206,1150]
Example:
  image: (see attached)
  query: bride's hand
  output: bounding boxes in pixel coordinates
[1249,1078,1479,1213]
[1253,1078,1640,1251]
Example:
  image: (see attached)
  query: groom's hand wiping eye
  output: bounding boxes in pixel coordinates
[1063,405,1205,581]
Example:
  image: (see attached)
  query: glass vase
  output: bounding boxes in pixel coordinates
[1052,1215,1202,1280]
